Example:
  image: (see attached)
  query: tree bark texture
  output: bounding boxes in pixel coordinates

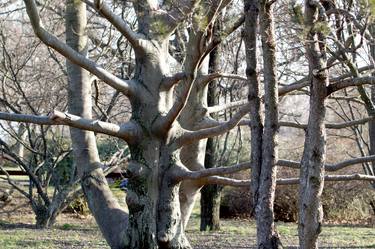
[299,2,329,248]
[245,1,281,248]
[22,1,245,248]
[367,25,375,188]
[200,36,222,231]
[66,1,128,248]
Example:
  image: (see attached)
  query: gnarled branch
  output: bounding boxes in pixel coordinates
[160,72,186,90]
[174,103,250,147]
[175,162,251,182]
[23,0,136,97]
[0,111,142,143]
[88,0,145,50]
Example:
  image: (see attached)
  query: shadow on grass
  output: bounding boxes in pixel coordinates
[0,220,95,232]
[0,220,35,229]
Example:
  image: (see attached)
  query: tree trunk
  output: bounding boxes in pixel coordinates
[124,40,194,249]
[66,1,128,248]
[34,205,57,228]
[367,25,375,188]
[200,29,222,232]
[178,79,209,230]
[257,1,281,248]
[298,2,329,248]
[245,1,281,247]
[244,0,263,218]
[22,1,239,248]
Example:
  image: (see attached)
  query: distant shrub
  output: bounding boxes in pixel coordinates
[64,196,89,216]
[220,182,375,224]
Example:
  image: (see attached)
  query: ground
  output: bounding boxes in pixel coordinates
[0,185,374,248]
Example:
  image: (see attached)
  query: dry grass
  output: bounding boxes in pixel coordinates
[0,185,374,248]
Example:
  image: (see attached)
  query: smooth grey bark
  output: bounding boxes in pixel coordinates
[20,1,247,247]
[200,36,222,231]
[298,2,329,248]
[245,1,281,248]
[65,1,127,248]
[179,61,209,230]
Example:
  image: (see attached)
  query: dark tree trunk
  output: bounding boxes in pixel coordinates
[244,0,263,217]
[200,26,222,232]
[245,1,281,248]
[34,205,57,228]
[367,25,375,188]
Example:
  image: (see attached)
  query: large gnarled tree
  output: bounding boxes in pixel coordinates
[0,1,248,248]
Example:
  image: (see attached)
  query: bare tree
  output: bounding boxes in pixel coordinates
[2,1,375,248]
[0,1,248,248]
[0,7,80,228]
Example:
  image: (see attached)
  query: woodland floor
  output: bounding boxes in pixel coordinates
[0,186,374,248]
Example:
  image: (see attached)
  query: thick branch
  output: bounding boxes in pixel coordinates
[160,72,186,90]
[204,176,249,187]
[176,162,251,181]
[278,78,309,96]
[23,0,135,97]
[91,0,145,50]
[279,65,375,97]
[0,111,142,142]
[154,76,196,135]
[174,103,250,147]
[327,76,375,95]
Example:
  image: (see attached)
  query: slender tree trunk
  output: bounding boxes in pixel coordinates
[245,1,281,248]
[244,0,263,217]
[200,30,222,232]
[65,1,127,248]
[257,1,281,248]
[299,2,329,248]
[367,26,375,188]
[15,124,27,159]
